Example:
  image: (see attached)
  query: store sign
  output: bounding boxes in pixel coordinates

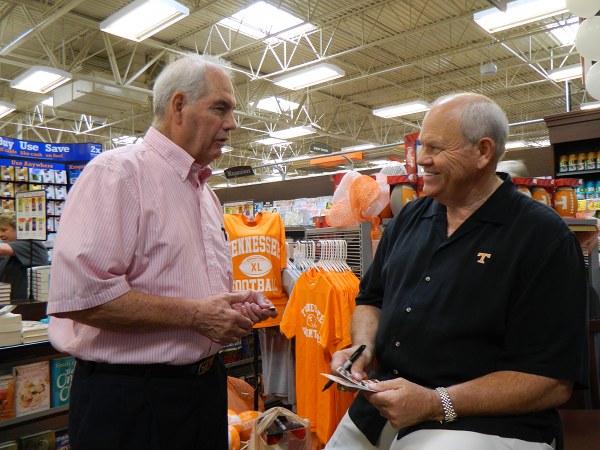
[309,142,333,154]
[0,135,101,162]
[224,165,255,179]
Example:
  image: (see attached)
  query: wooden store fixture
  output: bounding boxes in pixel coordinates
[545,109,600,450]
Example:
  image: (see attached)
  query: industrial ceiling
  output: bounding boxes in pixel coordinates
[0,0,589,189]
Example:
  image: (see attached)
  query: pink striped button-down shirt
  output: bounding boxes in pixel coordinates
[47,127,233,364]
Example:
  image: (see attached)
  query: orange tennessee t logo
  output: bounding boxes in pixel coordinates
[477,253,491,264]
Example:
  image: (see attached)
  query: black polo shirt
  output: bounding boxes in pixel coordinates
[349,174,588,445]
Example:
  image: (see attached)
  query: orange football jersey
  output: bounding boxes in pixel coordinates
[224,212,287,328]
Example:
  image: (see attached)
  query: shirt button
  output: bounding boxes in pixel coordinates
[425,276,431,282]
[393,369,399,375]
[406,307,412,313]
[395,341,400,347]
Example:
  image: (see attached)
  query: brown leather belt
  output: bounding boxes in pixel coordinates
[75,354,217,378]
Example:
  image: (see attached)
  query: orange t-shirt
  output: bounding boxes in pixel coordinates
[280,268,355,444]
[223,212,287,328]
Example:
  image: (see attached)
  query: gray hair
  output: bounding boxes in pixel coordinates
[152,53,233,126]
[432,92,509,161]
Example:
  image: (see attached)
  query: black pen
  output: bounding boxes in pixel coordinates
[322,344,367,392]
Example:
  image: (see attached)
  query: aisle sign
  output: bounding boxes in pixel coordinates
[15,190,47,241]
[225,165,255,179]
[0,135,101,162]
[309,142,333,154]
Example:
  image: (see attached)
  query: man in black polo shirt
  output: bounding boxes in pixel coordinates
[325,93,587,450]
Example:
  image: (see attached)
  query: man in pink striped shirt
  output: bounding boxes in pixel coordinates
[47,54,276,450]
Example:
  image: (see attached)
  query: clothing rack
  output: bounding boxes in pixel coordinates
[304,222,373,278]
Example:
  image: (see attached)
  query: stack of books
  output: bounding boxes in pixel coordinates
[21,320,49,344]
[0,312,23,347]
[26,265,51,302]
[0,283,11,305]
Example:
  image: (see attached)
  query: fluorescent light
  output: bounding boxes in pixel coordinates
[100,0,189,42]
[253,96,300,114]
[505,140,527,149]
[0,101,16,119]
[218,1,315,43]
[341,143,376,151]
[255,137,290,146]
[505,139,550,149]
[222,146,233,153]
[112,135,144,145]
[373,100,431,118]
[270,125,316,139]
[474,0,568,33]
[548,64,582,82]
[10,66,72,93]
[581,101,600,110]
[272,63,345,90]
[547,17,579,46]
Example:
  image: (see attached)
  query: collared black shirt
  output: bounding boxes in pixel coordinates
[349,175,588,445]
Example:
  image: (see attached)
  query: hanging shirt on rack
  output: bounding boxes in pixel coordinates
[280,266,357,445]
[224,212,287,328]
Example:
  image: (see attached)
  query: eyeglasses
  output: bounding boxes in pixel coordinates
[260,415,307,445]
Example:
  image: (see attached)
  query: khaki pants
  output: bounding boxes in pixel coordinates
[325,412,555,450]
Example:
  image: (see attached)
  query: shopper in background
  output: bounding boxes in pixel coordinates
[0,212,49,301]
[47,54,277,450]
[325,93,587,450]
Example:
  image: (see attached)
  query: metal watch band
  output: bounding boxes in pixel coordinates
[435,387,458,423]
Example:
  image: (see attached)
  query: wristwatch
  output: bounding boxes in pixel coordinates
[435,387,458,423]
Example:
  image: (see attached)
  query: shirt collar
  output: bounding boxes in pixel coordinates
[422,173,514,225]
[142,127,212,186]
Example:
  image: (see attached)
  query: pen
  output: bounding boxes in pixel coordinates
[322,344,367,392]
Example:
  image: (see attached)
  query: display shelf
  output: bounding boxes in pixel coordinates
[0,405,68,429]
[556,170,600,178]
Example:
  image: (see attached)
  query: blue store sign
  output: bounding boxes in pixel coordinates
[0,135,101,162]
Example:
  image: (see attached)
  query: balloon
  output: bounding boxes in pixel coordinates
[587,62,600,101]
[576,17,600,61]
[566,0,600,18]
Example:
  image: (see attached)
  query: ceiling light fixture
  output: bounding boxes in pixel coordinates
[341,143,376,151]
[270,125,316,139]
[580,101,600,111]
[0,101,16,119]
[547,17,579,46]
[505,141,527,149]
[373,100,431,118]
[218,1,315,43]
[255,137,290,146]
[473,0,568,33]
[100,0,189,42]
[10,66,72,93]
[221,146,233,153]
[272,63,345,90]
[548,64,582,82]
[253,96,300,114]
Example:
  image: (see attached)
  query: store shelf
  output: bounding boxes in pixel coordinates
[564,218,599,232]
[556,170,600,177]
[0,405,68,429]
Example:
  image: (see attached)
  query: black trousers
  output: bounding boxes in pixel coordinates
[68,356,228,450]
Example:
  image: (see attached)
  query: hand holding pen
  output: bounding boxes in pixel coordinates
[322,344,367,392]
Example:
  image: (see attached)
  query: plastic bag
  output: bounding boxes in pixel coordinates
[247,407,311,450]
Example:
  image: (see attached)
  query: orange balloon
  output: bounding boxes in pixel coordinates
[228,425,241,450]
[238,410,260,441]
[228,409,243,433]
